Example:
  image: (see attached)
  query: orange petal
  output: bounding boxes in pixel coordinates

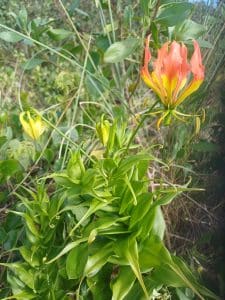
[180,43,190,78]
[171,44,190,104]
[154,42,190,106]
[141,35,154,89]
[143,34,151,67]
[190,40,205,80]
[141,36,166,103]
[174,41,204,105]
[163,41,183,81]
[153,42,169,75]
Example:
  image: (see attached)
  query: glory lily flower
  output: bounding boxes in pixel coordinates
[20,111,45,140]
[141,36,205,128]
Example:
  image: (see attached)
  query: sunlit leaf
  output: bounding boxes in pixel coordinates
[114,236,149,298]
[112,266,136,300]
[174,19,206,41]
[84,242,113,277]
[156,2,193,27]
[47,28,73,41]
[0,31,23,43]
[104,38,139,63]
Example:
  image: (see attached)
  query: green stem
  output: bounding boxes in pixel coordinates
[122,100,158,159]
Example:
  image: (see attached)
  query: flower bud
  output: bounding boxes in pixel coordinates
[20,111,45,140]
[67,151,85,181]
[96,117,111,146]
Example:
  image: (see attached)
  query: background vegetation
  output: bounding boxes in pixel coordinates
[0,0,224,299]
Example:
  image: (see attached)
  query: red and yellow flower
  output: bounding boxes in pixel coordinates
[141,35,205,128]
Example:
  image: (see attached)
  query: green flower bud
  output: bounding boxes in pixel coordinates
[96,117,111,146]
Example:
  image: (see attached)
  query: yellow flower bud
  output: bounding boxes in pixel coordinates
[96,117,111,146]
[20,111,45,140]
[195,116,201,135]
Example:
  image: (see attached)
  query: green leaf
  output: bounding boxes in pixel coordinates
[0,159,22,183]
[45,237,88,263]
[119,180,144,214]
[3,289,36,299]
[81,169,98,191]
[84,216,128,237]
[172,257,220,300]
[43,148,54,164]
[5,263,35,290]
[115,154,153,177]
[49,173,79,188]
[104,38,139,63]
[151,191,181,209]
[156,2,193,27]
[52,126,78,146]
[18,7,28,30]
[19,246,40,267]
[112,266,136,300]
[123,5,134,27]
[7,271,25,295]
[195,39,213,49]
[124,276,162,300]
[151,207,166,240]
[66,243,88,279]
[23,214,40,237]
[174,20,206,41]
[0,31,23,43]
[150,21,159,47]
[176,288,194,300]
[22,58,44,70]
[140,0,151,18]
[86,51,100,73]
[139,235,172,272]
[151,263,186,287]
[138,206,157,240]
[85,74,108,99]
[129,193,153,229]
[69,199,108,236]
[47,28,73,41]
[114,236,149,299]
[85,242,113,277]
[87,264,112,300]
[124,176,138,205]
[151,256,220,300]
[96,35,110,52]
[170,125,188,160]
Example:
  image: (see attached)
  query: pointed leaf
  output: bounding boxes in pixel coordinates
[115,236,149,298]
[0,31,23,43]
[85,242,113,277]
[104,38,139,63]
[112,266,136,300]
[66,243,88,279]
[156,2,193,27]
[45,237,88,264]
